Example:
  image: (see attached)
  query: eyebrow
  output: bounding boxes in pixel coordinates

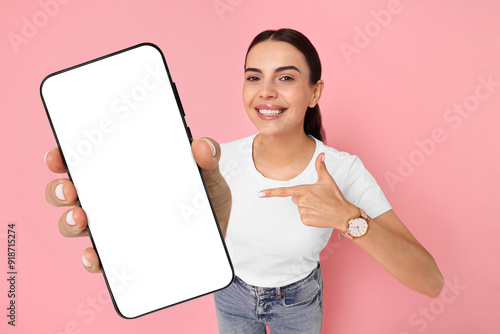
[244,66,301,74]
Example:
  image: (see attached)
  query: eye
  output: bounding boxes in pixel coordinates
[246,76,260,82]
[279,75,294,82]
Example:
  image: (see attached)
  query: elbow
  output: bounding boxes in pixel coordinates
[424,271,444,298]
[420,252,444,298]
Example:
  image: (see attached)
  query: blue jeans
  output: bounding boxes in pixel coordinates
[214,264,323,334]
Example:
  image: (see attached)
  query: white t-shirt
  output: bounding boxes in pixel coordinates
[219,134,392,287]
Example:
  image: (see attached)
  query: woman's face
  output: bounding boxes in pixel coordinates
[243,40,322,138]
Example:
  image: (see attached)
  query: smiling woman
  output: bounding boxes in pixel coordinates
[44,28,444,334]
[213,28,444,333]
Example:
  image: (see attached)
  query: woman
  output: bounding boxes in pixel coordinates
[45,29,443,333]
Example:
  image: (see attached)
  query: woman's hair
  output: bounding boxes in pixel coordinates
[245,28,325,142]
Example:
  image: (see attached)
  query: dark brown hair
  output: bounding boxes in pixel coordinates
[245,28,325,142]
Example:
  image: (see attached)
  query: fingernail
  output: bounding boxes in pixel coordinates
[44,150,49,165]
[258,191,266,197]
[66,209,76,226]
[82,255,92,268]
[202,138,216,157]
[321,153,326,163]
[55,183,65,201]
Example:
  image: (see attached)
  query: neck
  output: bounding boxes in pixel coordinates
[253,130,315,169]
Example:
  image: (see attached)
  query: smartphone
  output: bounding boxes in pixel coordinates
[40,43,234,319]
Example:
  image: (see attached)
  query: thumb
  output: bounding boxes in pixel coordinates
[315,153,334,184]
[191,138,222,185]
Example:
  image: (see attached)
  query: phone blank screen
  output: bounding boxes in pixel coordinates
[41,44,234,319]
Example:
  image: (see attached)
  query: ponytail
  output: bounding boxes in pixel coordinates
[304,105,325,142]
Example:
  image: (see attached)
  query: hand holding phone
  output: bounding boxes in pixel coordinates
[45,137,231,267]
[41,44,234,319]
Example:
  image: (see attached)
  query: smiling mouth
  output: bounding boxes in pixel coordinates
[256,108,287,116]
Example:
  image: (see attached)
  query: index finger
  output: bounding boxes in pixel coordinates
[258,185,307,198]
[45,146,67,174]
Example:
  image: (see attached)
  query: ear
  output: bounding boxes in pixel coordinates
[308,80,324,108]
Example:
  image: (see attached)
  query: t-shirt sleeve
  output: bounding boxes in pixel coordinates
[331,155,392,219]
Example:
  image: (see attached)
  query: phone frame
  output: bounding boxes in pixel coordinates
[40,43,234,319]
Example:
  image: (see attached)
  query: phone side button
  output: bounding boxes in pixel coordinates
[172,82,185,117]
[186,127,192,140]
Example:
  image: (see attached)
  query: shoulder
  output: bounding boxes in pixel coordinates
[315,139,377,191]
[220,134,257,152]
[316,140,365,173]
[317,140,391,216]
[219,134,256,167]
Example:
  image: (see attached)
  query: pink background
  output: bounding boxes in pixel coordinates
[1,0,499,333]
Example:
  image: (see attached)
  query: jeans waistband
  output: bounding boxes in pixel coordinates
[234,263,321,299]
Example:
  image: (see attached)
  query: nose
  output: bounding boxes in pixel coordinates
[259,79,277,99]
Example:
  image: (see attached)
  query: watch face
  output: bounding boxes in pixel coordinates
[348,218,368,237]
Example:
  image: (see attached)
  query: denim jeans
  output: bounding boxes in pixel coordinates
[214,264,323,334]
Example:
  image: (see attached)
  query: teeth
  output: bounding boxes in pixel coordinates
[258,109,285,116]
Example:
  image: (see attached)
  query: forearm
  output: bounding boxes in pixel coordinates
[353,211,444,297]
[203,167,232,237]
[210,181,231,237]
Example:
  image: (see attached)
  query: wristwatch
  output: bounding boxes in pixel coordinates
[338,208,369,240]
